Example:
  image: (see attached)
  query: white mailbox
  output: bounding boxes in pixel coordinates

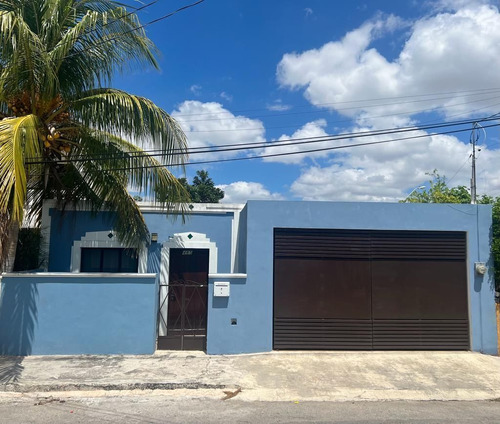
[214,281,230,297]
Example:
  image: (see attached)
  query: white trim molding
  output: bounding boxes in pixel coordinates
[70,230,147,273]
[209,273,247,279]
[160,232,217,286]
[158,232,217,337]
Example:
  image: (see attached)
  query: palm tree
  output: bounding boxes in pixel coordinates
[0,0,190,270]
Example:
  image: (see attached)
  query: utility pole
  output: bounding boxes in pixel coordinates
[470,122,479,205]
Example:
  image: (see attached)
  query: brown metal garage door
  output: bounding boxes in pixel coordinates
[273,228,469,350]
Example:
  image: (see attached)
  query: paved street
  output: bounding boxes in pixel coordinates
[1,392,500,423]
[2,351,500,423]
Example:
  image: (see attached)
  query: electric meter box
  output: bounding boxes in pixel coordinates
[214,281,230,297]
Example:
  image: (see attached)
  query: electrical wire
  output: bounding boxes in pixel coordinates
[69,122,500,170]
[173,87,500,118]
[447,154,472,185]
[173,92,500,123]
[65,0,205,59]
[25,122,500,170]
[183,95,500,133]
[24,115,500,164]
[78,0,162,38]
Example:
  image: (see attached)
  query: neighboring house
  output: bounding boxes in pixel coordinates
[0,200,497,356]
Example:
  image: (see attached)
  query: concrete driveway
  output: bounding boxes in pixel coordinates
[1,351,500,402]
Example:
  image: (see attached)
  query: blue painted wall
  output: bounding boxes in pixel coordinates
[39,201,497,355]
[48,210,116,272]
[0,274,158,355]
[211,201,497,355]
[143,212,233,274]
[207,276,248,354]
[48,209,234,274]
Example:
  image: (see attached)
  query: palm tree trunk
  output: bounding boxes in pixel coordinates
[0,218,19,273]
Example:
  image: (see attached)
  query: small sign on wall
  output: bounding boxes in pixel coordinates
[214,281,230,297]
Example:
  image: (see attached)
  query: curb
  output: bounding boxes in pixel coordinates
[0,382,228,393]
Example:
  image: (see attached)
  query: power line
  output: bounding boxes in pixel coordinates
[65,0,205,59]
[173,87,500,118]
[174,92,500,123]
[183,95,500,133]
[78,0,162,38]
[62,122,500,171]
[25,115,499,164]
[447,154,472,185]
[25,117,500,165]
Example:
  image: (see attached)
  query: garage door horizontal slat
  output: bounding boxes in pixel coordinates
[273,228,469,351]
[372,319,469,350]
[274,318,372,350]
[274,228,466,260]
[275,318,372,323]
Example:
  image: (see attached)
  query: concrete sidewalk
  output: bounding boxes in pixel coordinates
[1,351,500,402]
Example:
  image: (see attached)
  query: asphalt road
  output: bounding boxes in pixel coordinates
[1,393,500,423]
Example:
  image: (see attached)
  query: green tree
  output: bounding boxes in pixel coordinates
[180,170,225,203]
[402,171,500,290]
[404,171,473,204]
[0,0,189,270]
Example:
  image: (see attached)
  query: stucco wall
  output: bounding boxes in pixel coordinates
[143,211,233,274]
[38,201,497,355]
[207,275,248,354]
[47,209,234,274]
[0,274,158,355]
[235,201,497,355]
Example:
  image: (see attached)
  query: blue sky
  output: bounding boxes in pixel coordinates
[116,0,500,203]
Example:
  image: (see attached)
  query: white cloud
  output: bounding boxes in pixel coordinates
[261,119,330,164]
[304,7,313,17]
[431,0,492,12]
[171,101,265,160]
[218,181,284,203]
[189,84,202,95]
[290,128,500,202]
[220,91,233,102]
[277,5,500,125]
[266,100,292,111]
[276,3,500,201]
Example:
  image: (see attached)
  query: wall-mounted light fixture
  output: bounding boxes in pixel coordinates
[475,262,487,275]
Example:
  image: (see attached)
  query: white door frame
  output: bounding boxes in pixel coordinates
[158,232,217,337]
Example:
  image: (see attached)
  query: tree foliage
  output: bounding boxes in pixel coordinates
[403,170,500,290]
[179,170,224,203]
[404,171,490,204]
[0,0,190,267]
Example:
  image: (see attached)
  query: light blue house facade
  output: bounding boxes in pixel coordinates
[0,200,497,356]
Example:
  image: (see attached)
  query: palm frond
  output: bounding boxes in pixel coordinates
[70,89,188,158]
[0,115,42,221]
[48,157,151,247]
[53,1,158,97]
[0,0,190,259]
[0,8,56,103]
[80,130,190,205]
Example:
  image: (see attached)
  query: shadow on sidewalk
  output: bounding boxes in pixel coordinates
[0,356,24,384]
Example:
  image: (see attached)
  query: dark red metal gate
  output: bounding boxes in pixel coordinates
[273,228,469,350]
[158,248,209,351]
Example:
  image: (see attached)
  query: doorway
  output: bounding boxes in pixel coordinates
[158,248,209,350]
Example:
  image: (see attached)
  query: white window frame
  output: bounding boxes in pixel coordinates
[71,230,147,273]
